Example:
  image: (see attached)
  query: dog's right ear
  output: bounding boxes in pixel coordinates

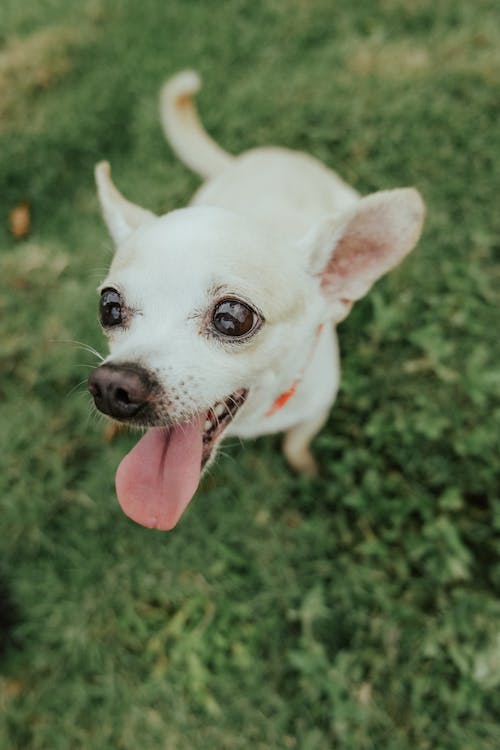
[305,188,425,322]
[95,161,156,246]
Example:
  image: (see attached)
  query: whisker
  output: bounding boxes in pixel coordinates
[54,339,105,362]
[86,402,109,429]
[89,266,112,277]
[65,378,90,399]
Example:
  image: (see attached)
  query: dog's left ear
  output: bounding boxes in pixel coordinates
[95,161,156,246]
[306,188,425,321]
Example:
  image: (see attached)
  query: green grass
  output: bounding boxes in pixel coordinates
[1,1,499,748]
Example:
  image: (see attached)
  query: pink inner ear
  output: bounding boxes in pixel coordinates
[320,229,389,300]
[321,231,388,293]
[317,189,424,304]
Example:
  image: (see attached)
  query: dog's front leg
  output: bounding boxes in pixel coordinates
[282,408,330,477]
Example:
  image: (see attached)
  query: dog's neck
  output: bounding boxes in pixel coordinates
[265,323,324,417]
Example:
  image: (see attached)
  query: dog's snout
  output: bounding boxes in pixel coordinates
[88,364,154,420]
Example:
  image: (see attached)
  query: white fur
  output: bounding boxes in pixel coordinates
[95,70,425,474]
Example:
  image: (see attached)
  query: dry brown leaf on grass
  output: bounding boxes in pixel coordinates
[9,201,31,238]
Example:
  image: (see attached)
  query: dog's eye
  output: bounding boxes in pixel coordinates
[212,299,259,339]
[100,288,123,327]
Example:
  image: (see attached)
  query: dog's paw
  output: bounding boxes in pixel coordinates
[283,445,319,478]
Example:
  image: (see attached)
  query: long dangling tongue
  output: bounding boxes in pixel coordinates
[115,417,203,530]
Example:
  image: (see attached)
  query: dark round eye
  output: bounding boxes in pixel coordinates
[99,288,123,327]
[212,299,259,339]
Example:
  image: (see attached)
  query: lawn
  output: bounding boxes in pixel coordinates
[1,1,499,748]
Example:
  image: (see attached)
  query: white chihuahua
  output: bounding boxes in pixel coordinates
[88,70,425,531]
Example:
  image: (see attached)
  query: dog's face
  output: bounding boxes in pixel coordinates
[89,162,424,530]
[96,205,322,425]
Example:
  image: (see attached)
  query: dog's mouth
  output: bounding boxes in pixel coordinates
[115,388,248,530]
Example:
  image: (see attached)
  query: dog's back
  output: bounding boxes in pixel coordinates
[160,71,359,241]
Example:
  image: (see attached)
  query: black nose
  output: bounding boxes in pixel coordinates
[88,364,153,420]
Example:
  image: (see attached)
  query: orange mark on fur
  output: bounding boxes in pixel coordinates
[265,381,299,418]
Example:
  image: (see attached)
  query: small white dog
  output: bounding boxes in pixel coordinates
[88,70,424,530]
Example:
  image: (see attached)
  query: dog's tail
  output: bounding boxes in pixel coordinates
[160,70,235,180]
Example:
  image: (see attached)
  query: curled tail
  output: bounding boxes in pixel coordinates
[159,70,234,180]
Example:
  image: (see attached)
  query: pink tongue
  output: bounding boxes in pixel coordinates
[115,417,204,530]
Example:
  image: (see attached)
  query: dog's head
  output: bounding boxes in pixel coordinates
[89,162,424,530]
